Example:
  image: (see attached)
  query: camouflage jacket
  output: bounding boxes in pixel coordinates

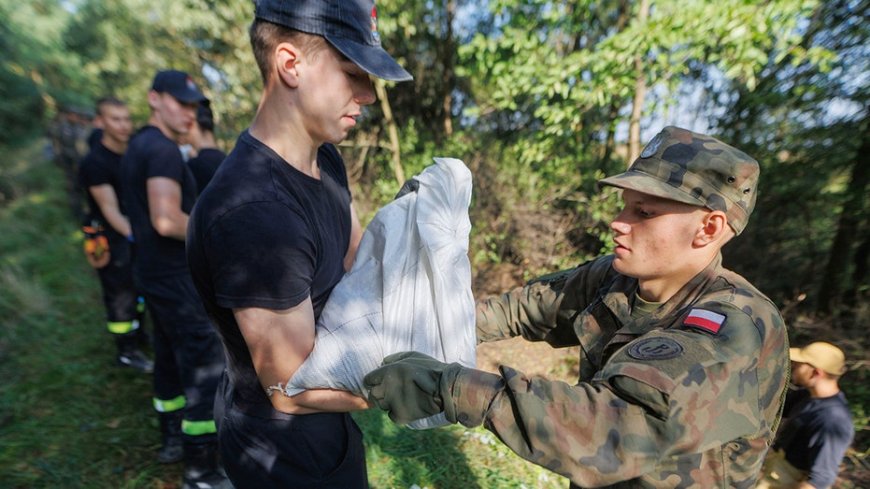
[455,253,789,488]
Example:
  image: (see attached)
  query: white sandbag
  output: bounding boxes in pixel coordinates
[283,157,477,429]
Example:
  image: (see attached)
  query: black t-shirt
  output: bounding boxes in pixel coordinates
[78,141,125,240]
[187,130,352,405]
[188,147,226,194]
[87,128,103,151]
[121,125,198,278]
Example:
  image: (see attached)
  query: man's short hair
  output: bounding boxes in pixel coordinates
[249,19,329,84]
[196,101,215,133]
[95,97,126,116]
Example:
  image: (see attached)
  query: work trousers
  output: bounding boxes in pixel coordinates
[215,375,368,489]
[139,271,225,442]
[96,236,139,325]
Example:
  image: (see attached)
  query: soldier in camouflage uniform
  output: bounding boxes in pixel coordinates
[364,126,790,488]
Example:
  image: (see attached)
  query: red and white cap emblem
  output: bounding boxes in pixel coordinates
[370,6,381,44]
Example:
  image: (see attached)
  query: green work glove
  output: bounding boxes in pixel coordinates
[364,351,464,426]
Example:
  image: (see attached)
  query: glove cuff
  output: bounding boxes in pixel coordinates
[441,365,503,427]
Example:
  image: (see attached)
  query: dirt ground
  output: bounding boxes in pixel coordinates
[476,337,579,381]
[471,262,579,381]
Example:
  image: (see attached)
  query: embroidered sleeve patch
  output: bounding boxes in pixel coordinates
[684,308,726,334]
[628,337,684,360]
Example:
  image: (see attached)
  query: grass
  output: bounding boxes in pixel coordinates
[0,139,564,489]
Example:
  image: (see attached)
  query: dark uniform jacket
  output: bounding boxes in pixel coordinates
[461,253,789,488]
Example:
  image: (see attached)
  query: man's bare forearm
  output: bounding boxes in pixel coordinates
[270,388,370,414]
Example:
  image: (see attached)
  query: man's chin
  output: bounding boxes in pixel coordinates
[611,258,629,275]
[612,259,646,281]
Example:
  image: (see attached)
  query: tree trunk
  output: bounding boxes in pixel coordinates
[375,79,405,186]
[595,1,629,171]
[600,102,621,171]
[441,0,456,137]
[817,116,870,314]
[627,0,650,166]
[846,230,869,307]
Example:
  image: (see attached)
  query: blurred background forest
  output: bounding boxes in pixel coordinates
[3,0,867,314]
[0,0,868,487]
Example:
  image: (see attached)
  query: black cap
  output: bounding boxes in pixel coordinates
[254,0,412,82]
[151,70,207,104]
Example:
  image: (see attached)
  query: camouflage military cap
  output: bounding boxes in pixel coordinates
[599,126,759,234]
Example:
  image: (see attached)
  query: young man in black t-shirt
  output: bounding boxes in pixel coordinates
[78,97,152,373]
[187,1,412,487]
[185,100,225,194]
[120,70,229,489]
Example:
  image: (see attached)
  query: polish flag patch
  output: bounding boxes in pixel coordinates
[683,308,726,334]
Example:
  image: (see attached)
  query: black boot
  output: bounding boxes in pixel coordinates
[182,441,233,489]
[115,331,154,373]
[157,412,184,464]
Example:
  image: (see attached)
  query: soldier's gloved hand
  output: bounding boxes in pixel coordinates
[364,351,465,425]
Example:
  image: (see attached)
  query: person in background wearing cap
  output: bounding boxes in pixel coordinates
[757,342,854,489]
[121,70,229,489]
[184,100,226,194]
[186,1,412,488]
[77,97,153,373]
[364,126,790,488]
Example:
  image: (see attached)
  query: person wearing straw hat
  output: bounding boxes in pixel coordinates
[364,126,790,488]
[757,342,854,489]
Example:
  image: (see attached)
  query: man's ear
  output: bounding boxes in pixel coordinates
[693,210,729,247]
[274,42,302,88]
[147,90,161,110]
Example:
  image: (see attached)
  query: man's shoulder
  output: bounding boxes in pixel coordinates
[193,149,292,233]
[317,143,348,186]
[671,270,787,380]
[193,148,226,166]
[126,126,176,158]
[79,147,113,178]
[202,143,275,201]
[699,266,782,324]
[78,149,99,170]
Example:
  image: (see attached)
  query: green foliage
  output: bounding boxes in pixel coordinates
[60,0,257,127]
[714,0,870,311]
[0,66,43,145]
[458,0,823,183]
[2,0,862,302]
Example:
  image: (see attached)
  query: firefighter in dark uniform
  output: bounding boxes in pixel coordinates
[120,70,229,489]
[78,97,152,373]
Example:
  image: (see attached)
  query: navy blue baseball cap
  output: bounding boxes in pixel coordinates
[254,0,413,82]
[151,70,207,104]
